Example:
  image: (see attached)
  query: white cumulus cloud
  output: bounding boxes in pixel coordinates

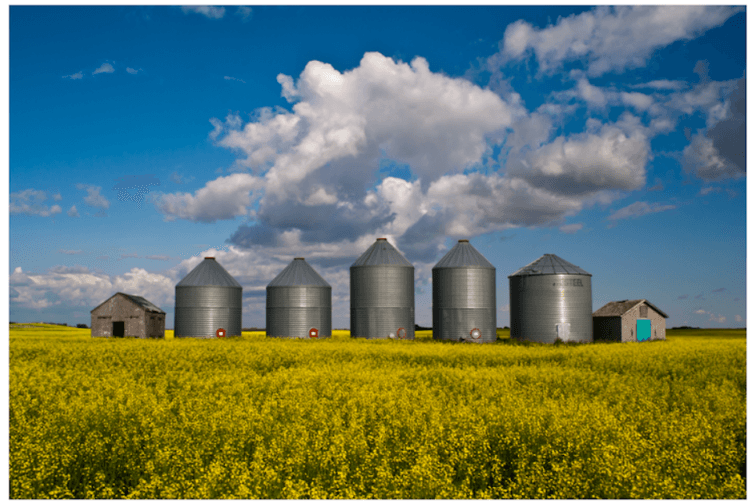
[500,6,740,76]
[204,50,674,264]
[67,205,80,217]
[152,173,263,222]
[631,80,687,91]
[682,134,744,181]
[608,201,677,221]
[559,223,583,234]
[235,6,252,22]
[10,265,178,311]
[507,114,650,196]
[699,186,723,196]
[112,269,175,306]
[576,77,608,109]
[213,52,522,197]
[386,173,586,261]
[181,6,225,19]
[666,79,737,116]
[188,47,709,269]
[680,78,746,181]
[10,189,63,217]
[620,92,654,112]
[93,63,115,75]
[693,308,728,325]
[76,184,111,209]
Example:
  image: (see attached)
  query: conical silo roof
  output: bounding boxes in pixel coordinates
[268,258,331,287]
[351,238,413,267]
[176,257,242,287]
[509,254,591,277]
[434,240,494,269]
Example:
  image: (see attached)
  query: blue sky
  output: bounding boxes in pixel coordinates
[8,5,747,329]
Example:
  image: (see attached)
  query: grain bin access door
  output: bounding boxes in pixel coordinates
[556,323,571,341]
[636,319,651,342]
[113,321,124,338]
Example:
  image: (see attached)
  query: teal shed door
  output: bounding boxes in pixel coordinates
[636,319,651,341]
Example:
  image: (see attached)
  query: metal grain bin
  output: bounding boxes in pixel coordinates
[508,254,592,344]
[266,258,332,339]
[350,238,414,339]
[433,240,496,343]
[175,257,242,338]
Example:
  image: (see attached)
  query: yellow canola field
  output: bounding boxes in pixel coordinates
[10,325,746,499]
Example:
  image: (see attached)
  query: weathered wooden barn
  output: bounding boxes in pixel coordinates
[593,299,668,342]
[90,293,165,338]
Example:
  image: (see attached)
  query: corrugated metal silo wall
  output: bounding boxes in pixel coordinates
[266,285,332,338]
[509,274,592,343]
[351,265,414,339]
[174,286,242,338]
[433,268,496,343]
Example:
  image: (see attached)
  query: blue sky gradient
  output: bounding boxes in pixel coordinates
[9,5,746,329]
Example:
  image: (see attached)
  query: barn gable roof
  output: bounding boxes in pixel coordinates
[90,292,165,314]
[122,294,165,314]
[593,299,668,318]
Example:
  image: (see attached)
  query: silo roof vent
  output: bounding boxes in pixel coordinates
[268,258,331,287]
[176,257,242,287]
[508,253,591,277]
[434,240,494,269]
[352,238,413,267]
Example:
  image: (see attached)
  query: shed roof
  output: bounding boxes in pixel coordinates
[593,299,669,318]
[434,240,494,269]
[509,254,591,277]
[90,292,165,314]
[351,238,413,268]
[176,257,242,288]
[268,258,331,287]
[122,294,166,314]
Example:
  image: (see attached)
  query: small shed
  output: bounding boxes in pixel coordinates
[593,299,668,342]
[91,292,166,338]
